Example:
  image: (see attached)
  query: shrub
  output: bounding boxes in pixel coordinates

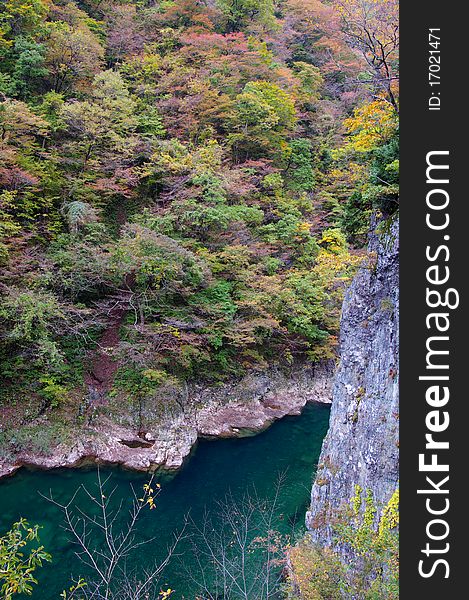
[286,488,399,600]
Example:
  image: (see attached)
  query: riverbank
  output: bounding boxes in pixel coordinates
[0,402,331,600]
[0,361,333,479]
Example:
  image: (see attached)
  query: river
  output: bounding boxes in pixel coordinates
[0,402,330,599]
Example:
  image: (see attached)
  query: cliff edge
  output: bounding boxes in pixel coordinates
[306,218,399,544]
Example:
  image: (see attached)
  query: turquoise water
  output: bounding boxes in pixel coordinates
[0,403,330,599]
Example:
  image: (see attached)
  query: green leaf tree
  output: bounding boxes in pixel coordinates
[216,0,275,32]
[230,81,296,160]
[0,519,51,599]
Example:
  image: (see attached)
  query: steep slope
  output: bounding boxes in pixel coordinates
[306,217,399,544]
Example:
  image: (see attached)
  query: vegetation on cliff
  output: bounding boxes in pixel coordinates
[0,0,398,461]
[286,487,399,599]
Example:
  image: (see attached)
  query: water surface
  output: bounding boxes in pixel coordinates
[0,402,330,599]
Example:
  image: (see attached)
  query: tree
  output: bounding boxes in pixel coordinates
[45,230,113,301]
[343,99,397,153]
[45,22,104,93]
[61,200,98,234]
[216,0,275,32]
[337,99,399,242]
[0,284,99,393]
[45,470,185,600]
[3,36,48,98]
[0,97,48,148]
[284,0,362,86]
[185,479,288,599]
[285,541,344,600]
[105,4,144,64]
[334,0,399,111]
[0,287,67,370]
[0,519,51,599]
[157,0,218,33]
[0,98,48,193]
[283,138,315,192]
[59,70,138,173]
[230,81,296,159]
[0,0,49,49]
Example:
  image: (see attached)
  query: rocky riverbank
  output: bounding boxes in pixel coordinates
[0,361,333,479]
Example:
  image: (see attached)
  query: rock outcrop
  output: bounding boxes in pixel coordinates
[0,361,333,478]
[306,218,399,544]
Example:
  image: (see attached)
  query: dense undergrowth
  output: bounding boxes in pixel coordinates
[0,0,398,454]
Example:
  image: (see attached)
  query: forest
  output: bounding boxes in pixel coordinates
[0,0,399,597]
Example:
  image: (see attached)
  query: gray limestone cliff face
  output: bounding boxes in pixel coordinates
[306,218,399,543]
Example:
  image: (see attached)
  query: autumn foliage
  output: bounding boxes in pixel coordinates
[0,0,398,443]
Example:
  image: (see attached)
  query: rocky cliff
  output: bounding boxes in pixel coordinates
[306,218,399,544]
